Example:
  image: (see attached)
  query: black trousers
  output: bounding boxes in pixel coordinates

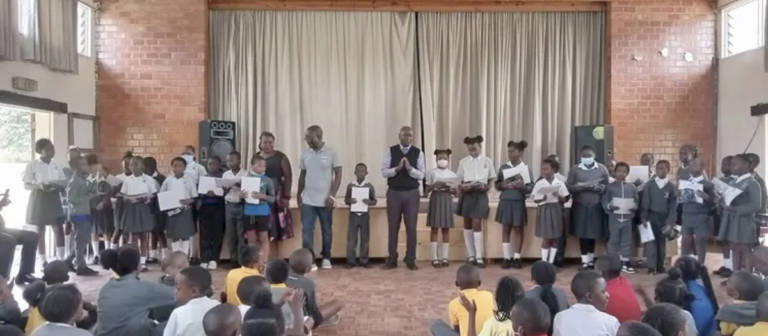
[0,228,38,278]
[199,203,225,263]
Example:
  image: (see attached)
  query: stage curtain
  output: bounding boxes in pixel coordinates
[209,11,419,196]
[417,11,605,176]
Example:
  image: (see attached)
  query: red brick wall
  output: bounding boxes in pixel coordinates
[96,0,207,172]
[607,0,717,173]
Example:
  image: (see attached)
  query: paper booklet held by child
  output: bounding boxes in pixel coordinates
[712,178,743,206]
[242,177,262,204]
[351,187,369,212]
[639,221,655,243]
[612,197,635,215]
[198,176,224,196]
[502,165,531,184]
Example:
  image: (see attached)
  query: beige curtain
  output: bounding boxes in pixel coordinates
[16,0,78,73]
[417,11,605,177]
[209,11,419,196]
[0,0,15,60]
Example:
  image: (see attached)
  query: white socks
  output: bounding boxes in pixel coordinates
[442,243,450,261]
[581,255,589,264]
[181,240,190,255]
[724,257,733,269]
[140,256,146,266]
[473,232,484,260]
[150,249,158,259]
[463,230,476,259]
[541,248,548,261]
[513,252,521,260]
[91,241,100,257]
[56,247,66,260]
[502,243,512,260]
[161,248,169,260]
[431,242,439,261]
[548,248,557,263]
[38,253,47,264]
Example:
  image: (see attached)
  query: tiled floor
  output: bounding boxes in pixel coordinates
[12,254,735,336]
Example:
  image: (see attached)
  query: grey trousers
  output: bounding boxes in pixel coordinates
[430,320,459,336]
[608,216,632,259]
[347,212,370,264]
[643,212,668,270]
[225,203,246,264]
[386,189,420,264]
[72,218,93,268]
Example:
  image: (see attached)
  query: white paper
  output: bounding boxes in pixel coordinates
[639,222,655,243]
[198,176,224,196]
[157,189,184,211]
[242,177,262,204]
[678,180,704,192]
[628,166,651,183]
[502,165,531,184]
[124,193,150,202]
[351,187,369,212]
[106,175,123,187]
[712,178,729,194]
[612,197,636,215]
[722,186,743,206]
[216,177,241,188]
[535,185,561,197]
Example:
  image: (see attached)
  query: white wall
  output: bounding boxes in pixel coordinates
[717,47,768,176]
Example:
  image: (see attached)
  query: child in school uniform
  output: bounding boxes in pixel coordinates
[744,153,767,244]
[680,158,715,265]
[567,145,610,270]
[143,156,167,264]
[222,151,247,267]
[641,160,677,274]
[601,162,639,273]
[111,151,134,247]
[86,154,114,263]
[199,156,226,270]
[718,154,763,272]
[426,149,458,268]
[66,156,100,276]
[119,156,158,269]
[456,136,495,268]
[532,158,570,264]
[496,140,533,269]
[714,155,736,278]
[22,138,67,263]
[343,163,377,268]
[243,155,276,268]
[159,157,197,255]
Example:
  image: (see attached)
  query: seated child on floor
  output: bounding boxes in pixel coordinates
[596,255,642,323]
[552,270,619,336]
[160,251,189,287]
[286,248,343,328]
[717,271,765,336]
[430,264,494,336]
[733,292,768,336]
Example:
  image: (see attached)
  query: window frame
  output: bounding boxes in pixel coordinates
[76,1,93,58]
[720,0,766,58]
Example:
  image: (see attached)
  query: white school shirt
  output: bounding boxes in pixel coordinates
[22,158,66,189]
[163,296,219,336]
[120,174,158,196]
[160,175,197,200]
[555,172,567,183]
[183,161,207,187]
[426,167,458,186]
[532,177,570,204]
[456,155,495,183]
[552,303,620,336]
[222,169,248,203]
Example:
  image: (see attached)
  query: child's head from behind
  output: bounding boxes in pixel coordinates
[39,284,83,325]
[22,280,47,308]
[571,270,609,311]
[237,275,269,306]
[129,156,145,176]
[171,157,187,177]
[530,260,556,286]
[757,292,768,322]
[161,251,189,278]
[250,155,266,175]
[207,156,222,174]
[745,153,760,171]
[641,303,686,336]
[654,272,693,310]
[243,288,285,336]
[617,321,663,336]
[463,136,483,157]
[655,160,671,179]
[354,163,368,181]
[434,149,452,169]
[509,297,551,336]
[110,245,140,277]
[455,264,481,290]
[240,245,261,269]
[494,276,525,320]
[614,162,630,181]
[265,260,289,285]
[725,270,764,301]
[175,266,212,305]
[596,254,622,281]
[203,303,242,336]
[289,248,314,275]
[43,260,70,285]
[228,151,241,171]
[672,256,701,282]
[507,140,528,162]
[541,158,558,179]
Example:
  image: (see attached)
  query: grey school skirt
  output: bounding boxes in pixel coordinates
[536,203,564,239]
[121,201,156,233]
[166,208,195,241]
[717,212,757,244]
[571,202,606,240]
[456,191,489,219]
[427,191,454,228]
[496,199,527,227]
[26,189,64,226]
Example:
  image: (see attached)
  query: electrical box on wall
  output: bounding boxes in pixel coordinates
[11,77,38,92]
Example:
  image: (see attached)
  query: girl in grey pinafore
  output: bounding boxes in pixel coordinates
[566,157,610,268]
[718,170,761,271]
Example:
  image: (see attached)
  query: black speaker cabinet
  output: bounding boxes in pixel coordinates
[199,120,236,165]
[572,125,614,166]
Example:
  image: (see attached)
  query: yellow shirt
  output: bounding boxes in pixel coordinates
[478,316,513,336]
[448,288,495,336]
[734,322,768,336]
[25,307,45,335]
[225,266,261,305]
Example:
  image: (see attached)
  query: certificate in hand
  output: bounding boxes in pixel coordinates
[216,177,241,188]
[106,175,123,187]
[678,180,703,192]
[198,176,224,196]
[242,177,262,204]
[639,221,655,243]
[535,185,561,196]
[158,189,184,211]
[628,166,650,183]
[502,165,531,184]
[351,187,369,212]
[612,197,636,215]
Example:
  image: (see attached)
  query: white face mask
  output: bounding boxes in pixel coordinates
[580,157,595,166]
[182,154,193,165]
[437,159,449,169]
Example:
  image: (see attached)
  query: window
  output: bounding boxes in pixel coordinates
[17,0,36,38]
[77,1,92,57]
[721,0,766,58]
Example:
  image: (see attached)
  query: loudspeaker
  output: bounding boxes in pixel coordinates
[572,125,614,166]
[199,120,236,165]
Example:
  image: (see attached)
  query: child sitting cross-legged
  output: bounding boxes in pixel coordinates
[286,248,343,328]
[460,275,526,336]
[429,264,494,336]
[596,254,642,323]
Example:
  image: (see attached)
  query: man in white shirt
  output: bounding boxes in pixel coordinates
[553,271,619,336]
[164,266,219,336]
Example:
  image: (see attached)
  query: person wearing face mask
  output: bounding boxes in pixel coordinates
[425,149,458,268]
[381,126,426,271]
[566,145,610,270]
[181,145,208,188]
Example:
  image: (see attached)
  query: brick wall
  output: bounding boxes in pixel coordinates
[96,0,207,172]
[607,0,717,173]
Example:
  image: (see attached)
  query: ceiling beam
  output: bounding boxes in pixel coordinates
[209,0,608,12]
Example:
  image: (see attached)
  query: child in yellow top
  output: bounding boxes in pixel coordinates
[717,271,764,335]
[224,245,261,305]
[430,264,495,336]
[734,292,768,336]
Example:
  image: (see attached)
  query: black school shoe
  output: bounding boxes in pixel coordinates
[501,259,512,269]
[344,263,357,269]
[406,262,419,271]
[720,268,733,278]
[15,273,41,285]
[76,266,99,276]
[511,258,523,269]
[382,261,397,270]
